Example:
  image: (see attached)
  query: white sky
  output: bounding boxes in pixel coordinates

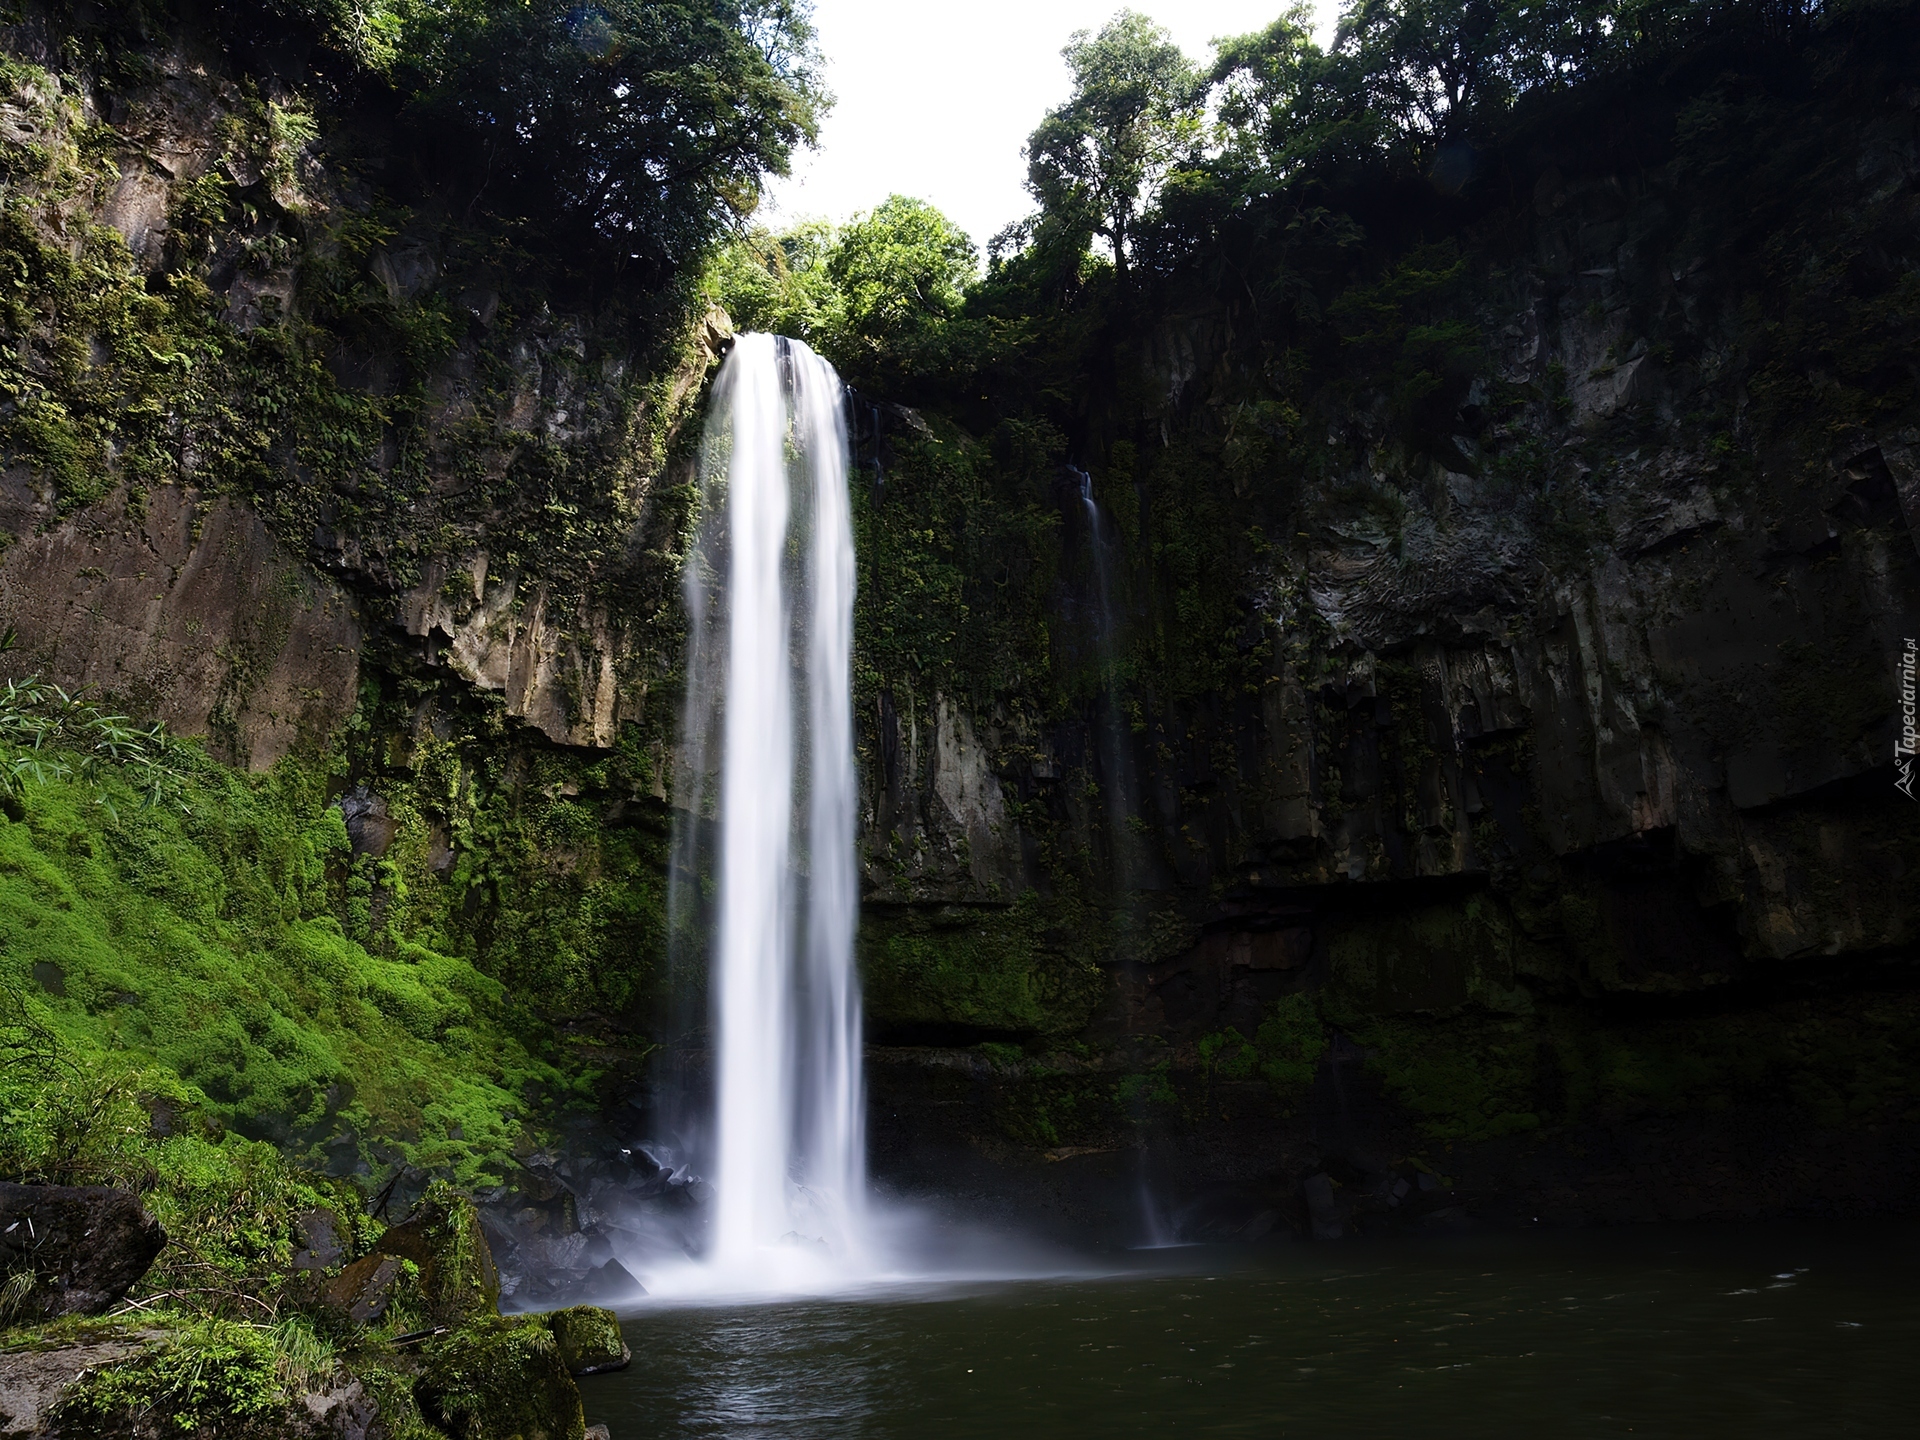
[762,1,1340,251]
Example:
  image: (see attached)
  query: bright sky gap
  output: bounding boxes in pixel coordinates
[763,1,1339,251]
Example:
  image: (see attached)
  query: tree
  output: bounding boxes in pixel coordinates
[395,0,825,272]
[1213,6,1387,183]
[705,196,981,392]
[823,196,976,364]
[1024,11,1204,284]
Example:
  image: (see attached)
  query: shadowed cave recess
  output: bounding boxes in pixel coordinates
[1,0,1918,1431]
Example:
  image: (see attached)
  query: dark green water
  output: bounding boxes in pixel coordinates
[581,1225,1919,1438]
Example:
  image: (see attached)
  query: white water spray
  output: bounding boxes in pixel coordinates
[671,333,866,1288]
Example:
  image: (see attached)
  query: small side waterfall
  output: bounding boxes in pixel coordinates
[1074,467,1135,885]
[671,333,866,1285]
[1073,467,1177,1248]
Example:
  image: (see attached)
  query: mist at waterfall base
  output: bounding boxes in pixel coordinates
[603,332,1068,1302]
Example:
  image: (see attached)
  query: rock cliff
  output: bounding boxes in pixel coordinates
[0,2,1915,1241]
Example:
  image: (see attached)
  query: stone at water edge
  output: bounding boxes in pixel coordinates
[546,1305,632,1375]
[0,1182,166,1320]
[572,1258,644,1306]
[418,1315,587,1440]
[1303,1173,1344,1241]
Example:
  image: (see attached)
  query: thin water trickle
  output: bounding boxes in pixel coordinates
[1074,467,1132,879]
[667,333,866,1292]
[1074,466,1168,1249]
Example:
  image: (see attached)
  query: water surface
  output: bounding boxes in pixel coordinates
[582,1223,1918,1438]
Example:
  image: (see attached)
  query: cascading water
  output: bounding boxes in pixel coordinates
[1073,468,1178,1249]
[667,332,866,1289]
[1074,467,1133,874]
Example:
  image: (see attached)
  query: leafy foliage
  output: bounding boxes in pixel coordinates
[393,0,824,270]
[0,674,192,819]
[706,195,985,393]
[1023,11,1204,283]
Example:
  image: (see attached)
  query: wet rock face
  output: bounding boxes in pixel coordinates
[479,1148,679,1312]
[0,1336,147,1437]
[0,1183,166,1320]
[0,482,362,771]
[842,95,1920,1048]
[321,1253,408,1325]
[0,39,722,771]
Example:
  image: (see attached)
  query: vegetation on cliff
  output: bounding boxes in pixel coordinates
[702,0,1920,1184]
[0,0,1915,1372]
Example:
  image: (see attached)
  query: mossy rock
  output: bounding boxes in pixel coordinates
[544,1305,631,1375]
[372,1184,501,1327]
[417,1316,585,1440]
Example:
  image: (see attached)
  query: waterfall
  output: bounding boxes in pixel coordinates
[1074,467,1173,1248]
[672,333,866,1284]
[1073,468,1135,890]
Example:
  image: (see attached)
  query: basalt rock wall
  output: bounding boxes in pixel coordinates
[1,6,1917,1241]
[845,30,1920,1233]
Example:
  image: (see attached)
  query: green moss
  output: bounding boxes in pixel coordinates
[1250,993,1329,1099]
[1198,995,1329,1112]
[860,891,1104,1037]
[50,1316,331,1435]
[544,1304,627,1375]
[1564,993,1920,1126]
[417,1315,584,1440]
[988,1067,1115,1150]
[1326,896,1535,1016]
[0,753,579,1189]
[1337,1009,1544,1144]
[1114,1057,1176,1113]
[853,421,1064,711]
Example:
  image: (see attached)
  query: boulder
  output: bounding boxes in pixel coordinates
[417,1315,586,1440]
[570,1258,644,1306]
[320,1253,406,1324]
[545,1305,631,1375]
[0,1182,166,1319]
[1302,1173,1344,1242]
[291,1207,347,1271]
[367,1185,500,1326]
[0,1336,146,1434]
[300,1378,383,1440]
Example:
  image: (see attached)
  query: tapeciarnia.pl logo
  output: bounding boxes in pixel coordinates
[1899,637,1918,801]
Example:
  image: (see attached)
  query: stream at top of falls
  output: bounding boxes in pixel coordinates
[580,1221,1919,1438]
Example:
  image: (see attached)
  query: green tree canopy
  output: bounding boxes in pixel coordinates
[394,0,825,270]
[825,196,976,362]
[1024,11,1204,283]
[705,195,979,392]
[53,0,826,279]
